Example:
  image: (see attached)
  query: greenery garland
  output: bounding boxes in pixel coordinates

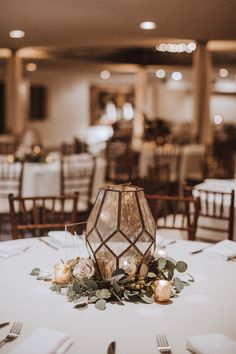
[30,255,194,311]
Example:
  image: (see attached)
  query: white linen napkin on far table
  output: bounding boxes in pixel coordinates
[48,231,82,248]
[186,333,236,354]
[9,328,73,354]
[0,244,25,259]
[203,240,236,260]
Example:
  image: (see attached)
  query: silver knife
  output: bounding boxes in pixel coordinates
[107,341,116,354]
[38,238,58,250]
[0,322,9,329]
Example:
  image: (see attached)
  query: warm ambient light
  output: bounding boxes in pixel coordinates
[25,63,37,72]
[100,70,111,80]
[213,114,223,125]
[155,69,166,79]
[139,21,156,30]
[156,42,196,53]
[219,68,228,78]
[171,71,183,81]
[9,30,25,38]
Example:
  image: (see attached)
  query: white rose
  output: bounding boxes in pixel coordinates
[73,258,95,280]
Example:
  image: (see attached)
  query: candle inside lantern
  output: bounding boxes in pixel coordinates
[154,279,172,302]
[96,256,116,279]
[120,255,138,278]
[54,263,71,284]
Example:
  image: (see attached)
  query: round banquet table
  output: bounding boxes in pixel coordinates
[0,238,236,354]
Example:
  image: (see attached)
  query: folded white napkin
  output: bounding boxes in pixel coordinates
[203,240,236,260]
[186,333,236,354]
[0,244,23,258]
[10,328,73,354]
[48,231,82,248]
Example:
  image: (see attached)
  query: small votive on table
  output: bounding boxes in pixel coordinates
[54,263,71,284]
[154,279,172,302]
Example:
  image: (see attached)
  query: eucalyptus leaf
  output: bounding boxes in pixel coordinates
[166,257,176,266]
[157,258,166,270]
[73,281,82,294]
[30,267,40,276]
[187,273,195,282]
[99,289,111,299]
[112,281,120,294]
[36,276,46,280]
[84,279,98,290]
[139,263,148,278]
[74,303,88,311]
[173,277,184,292]
[75,296,89,304]
[88,296,98,303]
[147,272,157,278]
[112,268,125,277]
[140,294,155,304]
[176,261,188,273]
[95,299,106,311]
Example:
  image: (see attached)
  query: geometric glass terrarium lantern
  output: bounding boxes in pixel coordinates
[86,184,156,279]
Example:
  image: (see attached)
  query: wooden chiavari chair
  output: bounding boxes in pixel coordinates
[60,154,96,219]
[8,193,79,239]
[146,194,200,241]
[184,186,235,242]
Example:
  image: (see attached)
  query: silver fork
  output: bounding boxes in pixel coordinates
[156,335,171,353]
[0,322,23,347]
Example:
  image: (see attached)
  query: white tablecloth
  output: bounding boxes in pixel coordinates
[22,154,106,201]
[139,143,205,183]
[194,179,236,242]
[0,237,236,354]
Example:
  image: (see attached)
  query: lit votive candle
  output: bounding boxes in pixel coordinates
[120,255,138,278]
[54,263,71,284]
[154,279,172,303]
[155,248,168,258]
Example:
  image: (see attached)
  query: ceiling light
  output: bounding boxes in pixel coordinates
[25,63,37,72]
[155,69,166,79]
[139,21,156,30]
[171,72,183,81]
[100,70,111,80]
[9,30,25,39]
[213,114,223,125]
[219,68,228,78]
[156,42,196,53]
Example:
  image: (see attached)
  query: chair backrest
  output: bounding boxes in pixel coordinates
[139,164,170,195]
[146,194,200,241]
[60,154,96,212]
[8,193,79,239]
[187,187,235,242]
[154,144,181,183]
[60,143,76,155]
[0,160,24,200]
[0,142,16,155]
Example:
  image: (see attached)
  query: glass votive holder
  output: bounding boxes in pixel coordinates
[153,279,172,303]
[54,263,72,284]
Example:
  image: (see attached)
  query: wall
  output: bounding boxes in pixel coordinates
[26,69,90,149]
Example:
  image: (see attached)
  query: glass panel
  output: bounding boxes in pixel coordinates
[86,229,101,252]
[120,191,142,241]
[106,232,130,256]
[86,189,105,234]
[95,246,117,279]
[96,190,119,239]
[119,249,142,277]
[138,190,156,236]
[135,232,153,254]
